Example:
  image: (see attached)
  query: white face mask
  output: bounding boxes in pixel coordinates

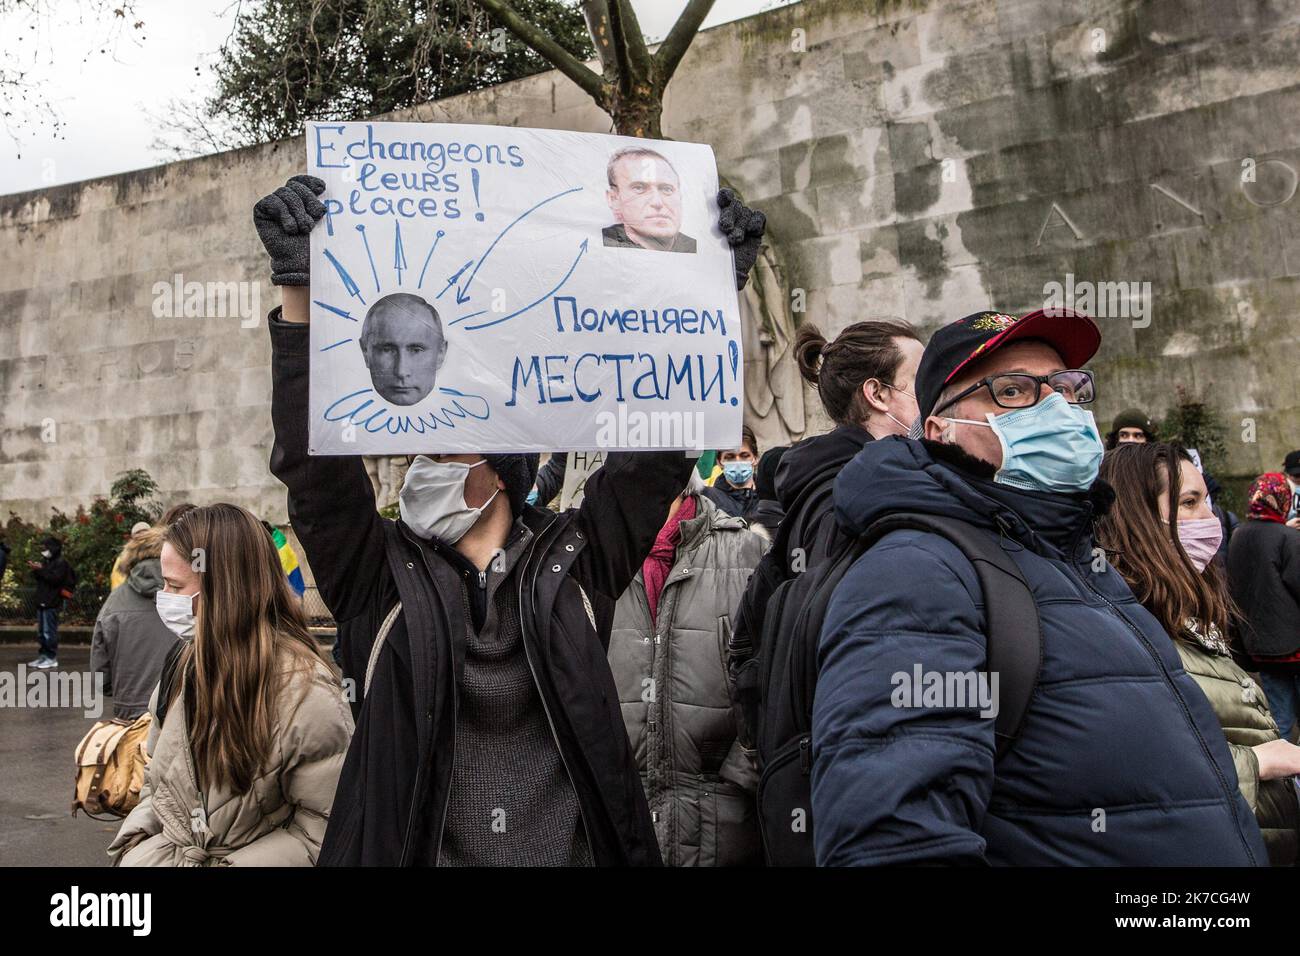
[399,456,500,544]
[156,590,197,639]
[41,550,51,559]
[878,382,918,434]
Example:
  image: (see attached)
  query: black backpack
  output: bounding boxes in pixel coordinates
[752,512,1043,867]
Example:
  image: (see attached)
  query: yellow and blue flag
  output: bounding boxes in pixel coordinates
[270,525,306,596]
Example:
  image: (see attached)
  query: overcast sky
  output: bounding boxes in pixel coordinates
[0,0,798,195]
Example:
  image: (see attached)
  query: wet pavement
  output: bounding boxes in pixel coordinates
[0,645,118,866]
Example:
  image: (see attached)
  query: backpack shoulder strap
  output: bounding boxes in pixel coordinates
[364,602,404,699]
[860,513,1043,759]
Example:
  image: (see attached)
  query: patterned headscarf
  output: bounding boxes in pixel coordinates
[1246,472,1290,523]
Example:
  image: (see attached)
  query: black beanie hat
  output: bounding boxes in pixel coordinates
[1110,407,1156,438]
[485,454,540,518]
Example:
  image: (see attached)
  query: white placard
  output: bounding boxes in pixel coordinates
[307,122,743,455]
[559,450,606,510]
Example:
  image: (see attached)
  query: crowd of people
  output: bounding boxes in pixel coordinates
[29,173,1300,867]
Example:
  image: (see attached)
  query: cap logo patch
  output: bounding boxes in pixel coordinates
[969,312,1019,332]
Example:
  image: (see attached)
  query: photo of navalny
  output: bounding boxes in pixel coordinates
[601,146,697,254]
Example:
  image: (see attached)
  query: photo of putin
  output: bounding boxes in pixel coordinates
[602,146,696,254]
[358,292,447,406]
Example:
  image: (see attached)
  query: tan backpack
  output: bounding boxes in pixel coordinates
[72,714,151,819]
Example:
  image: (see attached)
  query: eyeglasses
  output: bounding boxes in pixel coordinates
[933,369,1095,415]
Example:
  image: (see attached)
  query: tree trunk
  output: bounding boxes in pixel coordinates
[609,88,662,138]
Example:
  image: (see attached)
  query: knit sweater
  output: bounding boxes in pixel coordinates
[437,528,593,867]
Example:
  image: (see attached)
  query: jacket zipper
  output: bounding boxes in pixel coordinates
[430,585,474,866]
[517,517,595,858]
[398,541,460,866]
[647,567,690,854]
[1064,524,1258,863]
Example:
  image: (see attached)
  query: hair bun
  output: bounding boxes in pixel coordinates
[794,324,827,386]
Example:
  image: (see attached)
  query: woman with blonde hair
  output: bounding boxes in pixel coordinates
[109,503,353,866]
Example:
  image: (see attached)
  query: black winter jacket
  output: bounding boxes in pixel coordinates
[1228,518,1300,659]
[268,311,691,866]
[32,541,74,609]
[727,426,871,738]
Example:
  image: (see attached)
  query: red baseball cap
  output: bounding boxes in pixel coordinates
[915,307,1102,420]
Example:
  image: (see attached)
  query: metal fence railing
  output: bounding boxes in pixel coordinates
[0,584,109,625]
[0,584,337,629]
[300,587,336,628]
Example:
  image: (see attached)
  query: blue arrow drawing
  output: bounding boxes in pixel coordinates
[357,224,381,294]
[417,229,446,289]
[450,185,582,305]
[453,239,588,331]
[437,259,475,301]
[393,221,408,285]
[324,249,366,305]
[313,299,357,321]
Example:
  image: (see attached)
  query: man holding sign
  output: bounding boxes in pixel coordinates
[255,154,765,866]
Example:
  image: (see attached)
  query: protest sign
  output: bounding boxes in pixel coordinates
[559,450,606,510]
[306,121,743,455]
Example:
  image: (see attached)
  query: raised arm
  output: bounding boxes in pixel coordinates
[569,451,693,602]
[567,191,765,597]
[258,176,386,625]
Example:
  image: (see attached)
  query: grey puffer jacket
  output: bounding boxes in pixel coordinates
[609,494,768,866]
[107,652,354,867]
[90,558,179,719]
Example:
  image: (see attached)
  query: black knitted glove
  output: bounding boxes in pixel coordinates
[253,175,327,286]
[717,188,767,291]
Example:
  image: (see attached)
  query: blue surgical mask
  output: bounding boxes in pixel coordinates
[723,462,754,486]
[944,392,1103,493]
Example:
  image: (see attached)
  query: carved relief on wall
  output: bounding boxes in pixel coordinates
[363,455,411,509]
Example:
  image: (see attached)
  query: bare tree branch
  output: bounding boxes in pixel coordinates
[145,94,237,161]
[607,0,651,91]
[580,0,615,75]
[472,0,608,106]
[653,0,714,85]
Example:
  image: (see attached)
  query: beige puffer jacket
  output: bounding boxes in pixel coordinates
[1173,623,1300,866]
[609,494,768,866]
[108,652,354,867]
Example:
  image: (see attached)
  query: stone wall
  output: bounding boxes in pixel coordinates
[3,0,1299,531]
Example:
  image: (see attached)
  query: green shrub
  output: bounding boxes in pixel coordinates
[1,469,162,623]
